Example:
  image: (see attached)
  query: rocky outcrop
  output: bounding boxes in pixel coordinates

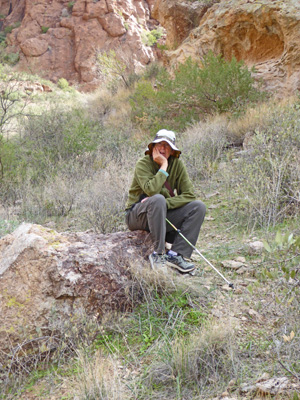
[2,0,300,94]
[152,0,212,49]
[0,223,152,362]
[155,0,300,95]
[1,0,158,90]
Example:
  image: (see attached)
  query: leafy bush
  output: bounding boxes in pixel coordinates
[67,1,75,10]
[0,216,19,238]
[57,77,70,90]
[0,32,5,43]
[0,42,19,65]
[4,22,21,35]
[2,52,19,66]
[224,105,300,228]
[130,51,262,133]
[142,28,164,47]
[23,108,100,163]
[41,26,49,34]
[0,107,101,205]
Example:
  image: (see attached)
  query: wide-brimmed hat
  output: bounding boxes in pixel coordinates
[145,129,181,158]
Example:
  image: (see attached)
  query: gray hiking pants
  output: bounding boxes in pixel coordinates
[125,194,206,257]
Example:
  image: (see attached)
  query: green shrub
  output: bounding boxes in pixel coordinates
[23,108,100,162]
[4,22,21,35]
[0,107,101,191]
[67,1,75,10]
[130,52,262,133]
[57,77,70,90]
[41,26,49,34]
[3,51,19,65]
[0,32,6,43]
[0,41,19,65]
[142,62,164,80]
[142,28,164,47]
[0,217,19,238]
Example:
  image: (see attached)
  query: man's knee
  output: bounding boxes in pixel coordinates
[148,194,166,209]
[193,200,206,215]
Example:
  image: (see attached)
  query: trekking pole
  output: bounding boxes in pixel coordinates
[166,218,234,289]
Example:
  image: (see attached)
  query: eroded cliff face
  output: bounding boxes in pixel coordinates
[154,0,300,95]
[1,0,300,94]
[0,0,158,90]
[151,0,212,49]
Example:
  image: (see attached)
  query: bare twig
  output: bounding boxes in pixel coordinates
[278,359,300,381]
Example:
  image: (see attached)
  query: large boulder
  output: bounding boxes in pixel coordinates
[0,223,152,363]
[155,0,300,96]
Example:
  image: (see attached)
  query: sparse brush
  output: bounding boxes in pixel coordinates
[78,146,135,233]
[227,97,297,145]
[145,320,237,397]
[179,115,229,181]
[86,85,133,130]
[223,103,300,228]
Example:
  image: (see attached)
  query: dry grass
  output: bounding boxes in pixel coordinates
[66,350,129,400]
[75,147,136,233]
[145,319,237,398]
[85,86,133,130]
[179,114,229,180]
[227,96,298,144]
[221,102,300,228]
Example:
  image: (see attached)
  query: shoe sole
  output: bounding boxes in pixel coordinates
[166,260,195,273]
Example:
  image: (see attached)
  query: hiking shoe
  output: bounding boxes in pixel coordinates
[166,254,195,273]
[148,253,167,270]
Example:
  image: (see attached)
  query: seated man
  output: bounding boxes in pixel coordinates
[125,129,206,273]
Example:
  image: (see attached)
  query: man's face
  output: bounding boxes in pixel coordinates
[154,141,173,159]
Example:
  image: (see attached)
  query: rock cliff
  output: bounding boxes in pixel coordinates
[154,0,300,95]
[2,0,300,94]
[0,0,158,90]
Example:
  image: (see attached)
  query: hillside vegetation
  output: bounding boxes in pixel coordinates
[0,54,299,400]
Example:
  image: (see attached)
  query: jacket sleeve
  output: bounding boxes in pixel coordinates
[166,161,196,209]
[135,158,168,197]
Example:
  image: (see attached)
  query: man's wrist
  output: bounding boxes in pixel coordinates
[159,168,169,177]
[160,162,168,171]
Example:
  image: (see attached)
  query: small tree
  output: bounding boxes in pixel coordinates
[95,49,130,92]
[0,65,28,178]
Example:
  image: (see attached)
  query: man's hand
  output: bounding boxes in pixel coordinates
[153,146,168,171]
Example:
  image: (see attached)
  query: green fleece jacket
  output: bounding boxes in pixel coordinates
[126,155,196,210]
